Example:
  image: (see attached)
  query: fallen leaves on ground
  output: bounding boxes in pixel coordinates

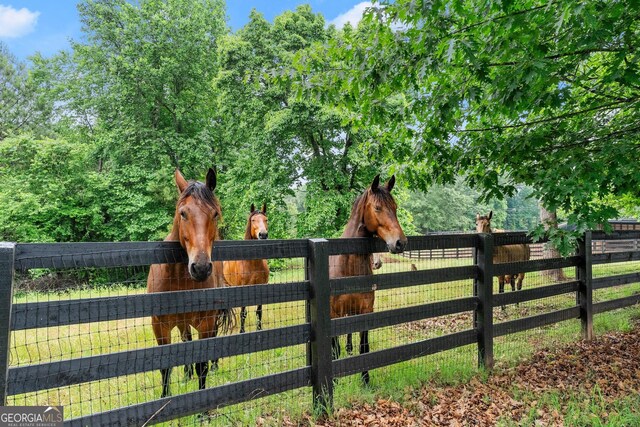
[281,324,640,426]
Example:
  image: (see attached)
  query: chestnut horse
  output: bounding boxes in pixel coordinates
[330,174,407,384]
[147,168,233,398]
[475,211,531,294]
[223,203,270,333]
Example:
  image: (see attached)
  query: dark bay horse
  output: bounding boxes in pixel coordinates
[223,203,270,333]
[147,168,233,398]
[330,174,407,384]
[476,211,531,294]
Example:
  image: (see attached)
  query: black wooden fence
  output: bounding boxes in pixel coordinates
[1,230,639,425]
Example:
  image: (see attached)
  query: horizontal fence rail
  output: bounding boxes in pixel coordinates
[11,281,309,330]
[331,297,477,336]
[333,329,478,378]
[1,230,639,423]
[8,324,310,396]
[14,239,310,271]
[330,265,477,295]
[69,367,311,427]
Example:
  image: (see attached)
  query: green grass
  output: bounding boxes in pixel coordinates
[7,256,640,425]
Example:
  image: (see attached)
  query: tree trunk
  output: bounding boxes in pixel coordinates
[539,205,568,281]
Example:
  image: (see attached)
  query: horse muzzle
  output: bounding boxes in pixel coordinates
[189,261,212,282]
[387,238,407,254]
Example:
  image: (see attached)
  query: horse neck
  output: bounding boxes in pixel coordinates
[341,195,372,239]
[335,195,373,276]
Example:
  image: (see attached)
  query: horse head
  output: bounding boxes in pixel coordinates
[475,210,493,233]
[361,174,408,254]
[174,168,221,282]
[247,203,268,240]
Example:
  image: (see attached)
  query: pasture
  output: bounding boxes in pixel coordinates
[5,237,640,425]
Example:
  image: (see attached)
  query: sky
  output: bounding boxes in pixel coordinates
[0,1,372,61]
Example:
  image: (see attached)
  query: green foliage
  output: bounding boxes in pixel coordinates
[215,6,399,239]
[6,1,637,245]
[0,135,104,242]
[300,0,640,245]
[0,43,52,140]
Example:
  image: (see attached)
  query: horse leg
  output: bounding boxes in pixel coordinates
[240,306,247,333]
[178,324,194,379]
[517,273,524,291]
[331,336,341,360]
[256,304,263,331]
[195,314,220,391]
[360,330,370,385]
[152,319,172,398]
[498,276,506,310]
[346,333,353,355]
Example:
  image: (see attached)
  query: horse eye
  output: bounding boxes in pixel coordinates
[180,211,187,220]
[375,206,382,212]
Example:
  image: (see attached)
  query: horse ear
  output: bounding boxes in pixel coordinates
[262,203,267,214]
[250,203,255,213]
[371,174,381,191]
[488,210,493,220]
[476,213,480,221]
[386,175,396,192]
[175,169,188,193]
[206,168,216,192]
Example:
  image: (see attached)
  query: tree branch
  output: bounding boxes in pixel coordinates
[456,100,635,133]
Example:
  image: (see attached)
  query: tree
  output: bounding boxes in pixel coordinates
[32,0,231,241]
[0,135,105,242]
[301,0,640,246]
[215,7,407,239]
[0,43,52,140]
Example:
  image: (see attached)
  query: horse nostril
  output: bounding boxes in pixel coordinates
[396,240,405,252]
[259,232,268,240]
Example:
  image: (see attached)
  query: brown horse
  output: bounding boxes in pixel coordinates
[147,168,233,398]
[346,252,383,355]
[331,174,408,384]
[223,203,270,333]
[475,211,531,294]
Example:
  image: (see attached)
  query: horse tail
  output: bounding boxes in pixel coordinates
[217,307,236,334]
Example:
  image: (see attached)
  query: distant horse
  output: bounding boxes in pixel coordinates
[147,168,234,398]
[223,203,270,333]
[475,211,531,294]
[331,174,408,384]
[345,252,383,355]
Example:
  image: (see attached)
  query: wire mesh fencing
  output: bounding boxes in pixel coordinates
[6,242,311,426]
[2,231,639,425]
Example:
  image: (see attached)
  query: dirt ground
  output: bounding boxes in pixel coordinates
[278,323,640,426]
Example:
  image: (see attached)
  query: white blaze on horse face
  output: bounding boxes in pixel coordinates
[365,197,407,254]
[180,202,215,282]
[252,214,268,240]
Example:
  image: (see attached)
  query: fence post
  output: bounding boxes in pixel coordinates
[577,231,593,340]
[307,238,333,414]
[0,242,16,405]
[474,234,494,369]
